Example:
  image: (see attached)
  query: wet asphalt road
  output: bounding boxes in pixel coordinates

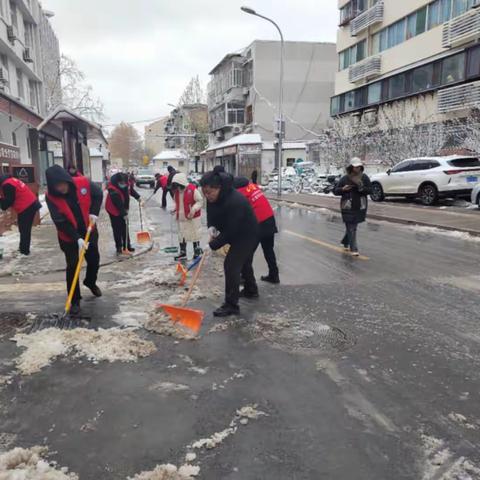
[1,193,480,479]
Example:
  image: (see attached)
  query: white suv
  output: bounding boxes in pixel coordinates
[370,156,480,206]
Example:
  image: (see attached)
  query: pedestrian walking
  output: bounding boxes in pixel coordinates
[334,158,371,256]
[171,172,203,261]
[234,176,280,284]
[106,172,142,255]
[166,166,177,198]
[201,169,259,317]
[0,175,41,256]
[154,173,168,209]
[45,165,103,315]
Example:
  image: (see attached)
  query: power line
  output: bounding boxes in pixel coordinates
[103,115,168,128]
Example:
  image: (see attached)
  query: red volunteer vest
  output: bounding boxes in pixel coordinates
[175,184,201,220]
[0,177,37,214]
[105,183,126,217]
[47,176,92,242]
[160,175,168,189]
[237,183,274,223]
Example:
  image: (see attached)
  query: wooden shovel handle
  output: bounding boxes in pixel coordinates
[182,251,208,307]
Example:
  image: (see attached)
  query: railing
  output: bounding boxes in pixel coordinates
[349,55,382,83]
[350,1,384,36]
[438,80,480,113]
[442,7,480,48]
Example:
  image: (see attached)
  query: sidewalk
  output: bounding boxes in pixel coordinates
[270,193,480,235]
[0,202,153,278]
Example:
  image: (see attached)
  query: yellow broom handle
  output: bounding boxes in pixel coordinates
[182,251,208,307]
[65,222,94,314]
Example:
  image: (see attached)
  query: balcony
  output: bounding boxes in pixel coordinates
[349,55,382,83]
[442,7,480,48]
[437,80,480,113]
[350,1,384,36]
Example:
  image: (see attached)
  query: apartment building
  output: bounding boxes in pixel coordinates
[145,116,168,156]
[205,40,336,178]
[0,0,61,178]
[332,0,480,130]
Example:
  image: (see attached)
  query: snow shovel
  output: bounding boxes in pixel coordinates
[136,202,151,244]
[158,250,208,333]
[162,214,179,254]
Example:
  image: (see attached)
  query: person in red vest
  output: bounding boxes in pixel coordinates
[105,172,141,255]
[45,165,103,315]
[170,172,203,261]
[234,176,280,284]
[153,173,169,209]
[0,175,41,256]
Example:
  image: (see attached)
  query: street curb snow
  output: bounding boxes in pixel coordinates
[0,241,155,278]
[272,198,480,237]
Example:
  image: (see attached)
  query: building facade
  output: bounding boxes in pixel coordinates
[205,40,337,178]
[330,0,480,163]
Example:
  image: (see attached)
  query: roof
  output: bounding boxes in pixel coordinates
[209,53,244,75]
[153,150,189,161]
[206,134,262,151]
[37,105,107,144]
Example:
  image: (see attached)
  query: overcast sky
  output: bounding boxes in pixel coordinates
[42,0,338,132]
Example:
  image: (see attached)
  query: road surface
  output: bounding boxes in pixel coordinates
[0,192,479,479]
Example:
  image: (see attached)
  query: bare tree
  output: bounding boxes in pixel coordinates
[44,54,105,122]
[177,75,205,106]
[108,122,143,167]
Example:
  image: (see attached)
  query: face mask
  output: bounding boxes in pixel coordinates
[118,183,127,189]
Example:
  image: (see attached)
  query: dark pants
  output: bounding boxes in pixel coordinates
[260,234,279,278]
[59,230,100,305]
[109,214,131,252]
[224,239,258,307]
[161,188,168,208]
[342,222,358,252]
[17,204,38,255]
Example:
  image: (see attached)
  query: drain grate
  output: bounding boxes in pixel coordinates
[0,313,30,337]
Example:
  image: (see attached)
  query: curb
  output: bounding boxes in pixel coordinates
[272,198,480,237]
[0,241,155,278]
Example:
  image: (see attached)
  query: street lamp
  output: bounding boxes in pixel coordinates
[241,6,284,197]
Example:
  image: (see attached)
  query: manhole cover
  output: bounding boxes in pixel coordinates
[0,313,30,337]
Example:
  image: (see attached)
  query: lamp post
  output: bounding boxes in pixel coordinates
[241,6,284,196]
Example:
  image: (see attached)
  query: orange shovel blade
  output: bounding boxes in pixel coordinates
[158,304,204,333]
[136,231,151,244]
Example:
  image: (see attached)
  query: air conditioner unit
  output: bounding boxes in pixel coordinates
[233,126,242,134]
[0,68,6,84]
[7,26,16,43]
[215,130,224,140]
[23,48,33,63]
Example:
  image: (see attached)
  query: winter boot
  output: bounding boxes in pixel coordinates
[127,245,136,253]
[193,242,203,259]
[83,281,103,297]
[174,242,187,261]
[239,288,259,299]
[261,274,280,284]
[213,303,240,318]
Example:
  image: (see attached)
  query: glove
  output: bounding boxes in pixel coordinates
[138,199,145,207]
[89,214,98,226]
[208,227,219,238]
[78,238,89,251]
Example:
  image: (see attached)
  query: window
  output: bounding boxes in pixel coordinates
[178,160,185,167]
[0,0,4,18]
[406,12,417,39]
[448,157,480,167]
[16,68,24,98]
[331,96,341,115]
[387,19,406,49]
[416,7,427,35]
[339,40,366,70]
[428,0,441,29]
[367,82,381,104]
[389,74,406,98]
[0,54,8,81]
[11,131,16,146]
[413,64,434,91]
[440,0,452,22]
[286,158,295,167]
[345,91,355,111]
[391,161,412,173]
[29,80,37,108]
[467,46,480,78]
[441,53,466,84]
[24,22,32,47]
[354,88,365,108]
[409,160,433,171]
[10,2,17,29]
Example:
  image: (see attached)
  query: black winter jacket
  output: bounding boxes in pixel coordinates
[108,172,140,217]
[45,165,103,242]
[334,172,371,224]
[207,173,258,250]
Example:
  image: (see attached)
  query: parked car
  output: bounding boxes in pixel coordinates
[136,167,155,189]
[471,183,480,207]
[370,156,480,206]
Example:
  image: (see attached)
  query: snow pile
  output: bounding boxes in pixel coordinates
[13,328,156,375]
[237,404,267,420]
[145,309,198,340]
[148,382,190,395]
[128,463,199,480]
[421,434,480,479]
[0,446,78,479]
[447,412,478,430]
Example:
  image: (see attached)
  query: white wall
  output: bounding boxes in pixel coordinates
[90,156,103,183]
[0,116,32,163]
